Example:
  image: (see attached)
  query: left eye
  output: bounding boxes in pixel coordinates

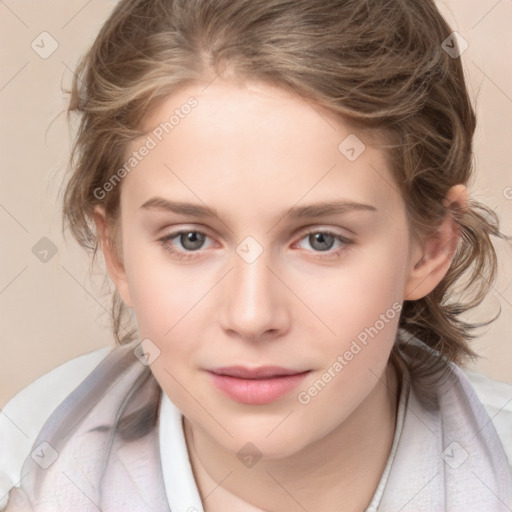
[158,231,211,255]
[296,231,351,253]
[169,231,208,251]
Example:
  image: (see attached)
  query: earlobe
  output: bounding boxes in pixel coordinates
[93,206,134,308]
[404,184,468,301]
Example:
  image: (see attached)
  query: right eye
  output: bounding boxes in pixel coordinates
[158,230,214,260]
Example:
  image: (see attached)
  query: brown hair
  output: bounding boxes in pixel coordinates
[61,0,506,376]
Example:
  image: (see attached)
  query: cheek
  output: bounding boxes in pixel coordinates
[126,255,204,408]
[124,244,203,334]
[123,246,221,387]
[302,240,408,345]
[295,262,404,434]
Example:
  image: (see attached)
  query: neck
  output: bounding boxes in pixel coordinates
[185,361,400,512]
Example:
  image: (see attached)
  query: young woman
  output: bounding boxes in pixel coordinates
[1,0,511,510]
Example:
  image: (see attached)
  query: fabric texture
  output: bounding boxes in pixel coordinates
[376,342,512,511]
[3,335,512,511]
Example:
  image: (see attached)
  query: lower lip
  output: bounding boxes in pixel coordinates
[208,371,310,405]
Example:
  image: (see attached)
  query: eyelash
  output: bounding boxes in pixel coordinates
[157,229,354,261]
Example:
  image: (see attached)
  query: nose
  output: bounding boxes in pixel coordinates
[219,247,291,342]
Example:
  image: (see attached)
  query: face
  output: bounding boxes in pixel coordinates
[100,79,426,458]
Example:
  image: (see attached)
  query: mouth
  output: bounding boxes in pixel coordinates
[207,366,311,405]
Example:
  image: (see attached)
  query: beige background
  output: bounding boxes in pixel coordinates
[0,0,511,407]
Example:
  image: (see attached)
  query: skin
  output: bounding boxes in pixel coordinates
[94,79,467,512]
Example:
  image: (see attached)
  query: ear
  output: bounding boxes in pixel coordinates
[404,184,468,300]
[93,205,134,308]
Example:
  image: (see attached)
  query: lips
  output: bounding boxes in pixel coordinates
[210,366,306,379]
[207,366,310,405]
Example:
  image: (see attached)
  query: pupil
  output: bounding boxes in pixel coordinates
[311,233,333,251]
[182,232,204,250]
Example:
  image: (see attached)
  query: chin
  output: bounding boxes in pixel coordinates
[220,422,315,460]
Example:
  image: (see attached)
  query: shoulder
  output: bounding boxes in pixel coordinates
[395,333,512,473]
[459,367,512,471]
[0,347,112,508]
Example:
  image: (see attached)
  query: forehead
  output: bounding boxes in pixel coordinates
[121,80,402,221]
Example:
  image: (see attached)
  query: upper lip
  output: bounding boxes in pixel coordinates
[209,366,309,379]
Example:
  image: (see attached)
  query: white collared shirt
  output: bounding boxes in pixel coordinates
[1,347,511,511]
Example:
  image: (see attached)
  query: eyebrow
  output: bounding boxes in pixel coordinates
[140,197,377,220]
